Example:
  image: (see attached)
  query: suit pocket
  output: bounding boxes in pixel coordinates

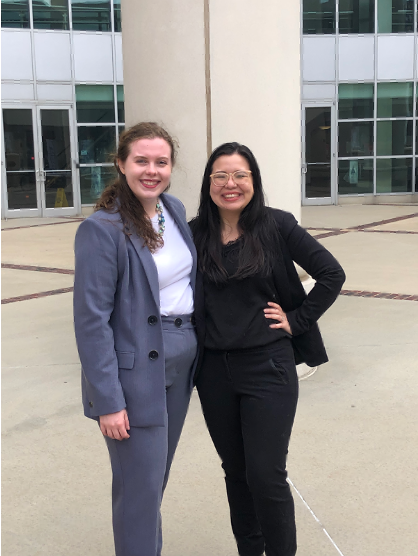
[269,358,289,384]
[115,350,135,370]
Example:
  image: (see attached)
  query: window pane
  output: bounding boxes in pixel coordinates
[1,0,29,28]
[3,109,35,170]
[78,126,116,164]
[32,0,69,30]
[76,85,115,123]
[339,0,374,33]
[306,164,332,198]
[5,172,37,209]
[376,158,412,192]
[339,83,374,119]
[80,165,116,204]
[377,120,413,156]
[338,121,374,157]
[117,85,124,123]
[303,0,335,34]
[377,82,413,118]
[71,0,111,31]
[378,0,414,33]
[416,159,418,192]
[338,159,374,194]
[114,0,121,31]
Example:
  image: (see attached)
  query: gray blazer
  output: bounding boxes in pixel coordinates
[73,193,197,428]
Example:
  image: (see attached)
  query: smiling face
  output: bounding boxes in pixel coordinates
[209,153,254,217]
[118,137,172,213]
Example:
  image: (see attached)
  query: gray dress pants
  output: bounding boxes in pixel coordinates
[104,316,197,556]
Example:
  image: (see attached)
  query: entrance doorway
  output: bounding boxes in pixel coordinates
[2,106,79,218]
[302,104,336,205]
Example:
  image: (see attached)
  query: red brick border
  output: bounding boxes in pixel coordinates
[1,263,74,275]
[1,287,74,305]
[340,289,418,301]
[1,218,84,232]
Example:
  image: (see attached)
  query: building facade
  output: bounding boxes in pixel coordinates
[2,0,418,219]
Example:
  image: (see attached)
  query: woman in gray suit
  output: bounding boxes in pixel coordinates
[73,122,198,556]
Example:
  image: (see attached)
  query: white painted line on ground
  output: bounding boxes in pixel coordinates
[288,477,345,556]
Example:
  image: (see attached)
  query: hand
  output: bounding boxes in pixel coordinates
[264,302,293,335]
[99,409,130,441]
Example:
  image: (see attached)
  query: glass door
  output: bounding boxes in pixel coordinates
[2,108,41,217]
[302,104,336,205]
[2,106,79,217]
[37,107,78,216]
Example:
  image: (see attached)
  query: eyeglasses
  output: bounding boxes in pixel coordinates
[210,170,252,187]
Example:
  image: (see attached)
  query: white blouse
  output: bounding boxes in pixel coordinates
[150,200,194,316]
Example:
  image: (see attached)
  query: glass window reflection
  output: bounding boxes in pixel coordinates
[376,158,412,193]
[303,0,335,34]
[339,0,374,33]
[377,83,413,118]
[114,0,121,31]
[76,85,115,123]
[78,126,116,164]
[338,159,374,194]
[80,166,116,204]
[117,85,124,123]
[339,121,374,157]
[32,0,69,30]
[1,0,30,28]
[71,0,111,31]
[378,0,414,33]
[339,84,374,120]
[377,120,413,156]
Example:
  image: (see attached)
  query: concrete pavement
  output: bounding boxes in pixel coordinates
[2,205,418,556]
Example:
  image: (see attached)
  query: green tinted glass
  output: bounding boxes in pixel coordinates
[71,0,111,31]
[78,126,116,164]
[338,159,373,195]
[376,158,412,193]
[377,83,413,118]
[80,166,116,204]
[76,85,115,124]
[32,0,69,30]
[378,0,414,33]
[1,0,30,28]
[339,84,374,119]
[117,85,124,123]
[303,0,335,34]
[339,0,374,33]
[377,120,413,156]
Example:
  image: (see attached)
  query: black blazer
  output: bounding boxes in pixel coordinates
[192,208,345,374]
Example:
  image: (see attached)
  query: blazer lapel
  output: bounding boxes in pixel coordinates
[128,233,161,307]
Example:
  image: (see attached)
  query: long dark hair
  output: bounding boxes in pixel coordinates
[191,142,279,283]
[95,122,178,253]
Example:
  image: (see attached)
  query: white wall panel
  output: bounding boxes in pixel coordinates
[73,33,113,82]
[1,31,33,80]
[302,83,336,101]
[303,37,336,82]
[34,32,72,81]
[115,34,123,82]
[1,82,35,101]
[36,84,73,101]
[377,36,414,80]
[339,36,374,81]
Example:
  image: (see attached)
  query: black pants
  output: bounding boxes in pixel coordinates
[196,338,298,556]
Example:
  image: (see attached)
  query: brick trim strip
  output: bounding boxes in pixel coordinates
[1,286,74,305]
[340,289,418,301]
[2,218,84,232]
[1,263,74,275]
[350,212,418,230]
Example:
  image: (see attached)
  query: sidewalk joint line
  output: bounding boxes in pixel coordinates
[1,218,84,231]
[288,478,345,556]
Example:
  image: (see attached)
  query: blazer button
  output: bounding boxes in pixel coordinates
[149,350,159,360]
[174,318,182,328]
[148,315,158,325]
[89,401,93,408]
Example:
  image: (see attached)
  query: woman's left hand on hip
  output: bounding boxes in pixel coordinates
[264,302,293,335]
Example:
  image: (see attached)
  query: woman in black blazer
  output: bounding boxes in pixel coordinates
[190,142,345,556]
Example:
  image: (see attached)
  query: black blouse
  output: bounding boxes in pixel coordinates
[203,238,290,351]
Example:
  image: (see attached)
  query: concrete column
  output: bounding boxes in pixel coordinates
[121,0,301,220]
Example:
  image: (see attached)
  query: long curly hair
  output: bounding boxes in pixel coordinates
[190,142,279,283]
[95,122,178,252]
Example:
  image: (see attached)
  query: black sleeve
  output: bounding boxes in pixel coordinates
[276,210,346,336]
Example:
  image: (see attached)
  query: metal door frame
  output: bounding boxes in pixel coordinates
[302,101,337,205]
[36,104,80,217]
[2,104,42,218]
[2,103,80,218]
